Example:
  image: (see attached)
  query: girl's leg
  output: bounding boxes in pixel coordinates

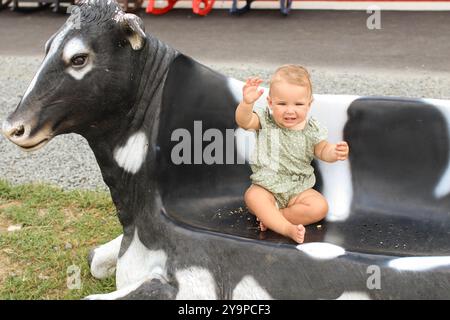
[244,184,305,243]
[280,189,328,226]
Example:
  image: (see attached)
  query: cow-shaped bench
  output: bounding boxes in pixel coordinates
[2,0,450,299]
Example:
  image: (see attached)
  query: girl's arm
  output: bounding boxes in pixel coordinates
[314,141,349,163]
[235,102,261,130]
[235,77,264,130]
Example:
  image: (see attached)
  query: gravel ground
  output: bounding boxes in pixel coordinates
[1,55,449,190]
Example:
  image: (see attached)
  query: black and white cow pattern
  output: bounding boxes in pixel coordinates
[2,0,450,300]
[87,84,450,299]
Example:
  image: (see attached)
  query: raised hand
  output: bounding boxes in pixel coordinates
[243,77,264,105]
[335,141,349,161]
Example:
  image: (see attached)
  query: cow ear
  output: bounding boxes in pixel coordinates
[119,13,146,51]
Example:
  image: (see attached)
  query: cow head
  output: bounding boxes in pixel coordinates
[2,0,147,151]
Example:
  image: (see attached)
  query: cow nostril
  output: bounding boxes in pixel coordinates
[12,125,25,138]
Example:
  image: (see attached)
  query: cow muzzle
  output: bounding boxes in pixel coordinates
[2,118,51,152]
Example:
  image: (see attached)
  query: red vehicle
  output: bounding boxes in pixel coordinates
[146,0,215,16]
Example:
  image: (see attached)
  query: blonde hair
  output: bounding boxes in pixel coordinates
[269,64,313,99]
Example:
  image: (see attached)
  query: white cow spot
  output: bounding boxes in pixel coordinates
[336,291,371,300]
[232,275,273,300]
[422,98,450,198]
[116,229,167,289]
[175,267,217,300]
[62,37,89,63]
[63,37,94,81]
[388,256,450,271]
[227,77,244,103]
[310,94,358,222]
[90,234,123,279]
[296,242,346,260]
[114,131,148,174]
[234,128,256,164]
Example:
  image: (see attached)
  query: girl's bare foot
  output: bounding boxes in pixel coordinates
[257,218,267,231]
[286,224,305,243]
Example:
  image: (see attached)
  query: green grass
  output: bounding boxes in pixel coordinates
[0,180,121,299]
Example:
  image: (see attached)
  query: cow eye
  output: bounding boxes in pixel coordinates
[71,54,88,68]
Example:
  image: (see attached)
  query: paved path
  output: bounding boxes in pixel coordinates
[0,8,449,73]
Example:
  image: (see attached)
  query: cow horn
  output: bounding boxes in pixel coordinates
[117,13,146,51]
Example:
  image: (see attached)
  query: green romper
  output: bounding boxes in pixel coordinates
[250,106,328,209]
